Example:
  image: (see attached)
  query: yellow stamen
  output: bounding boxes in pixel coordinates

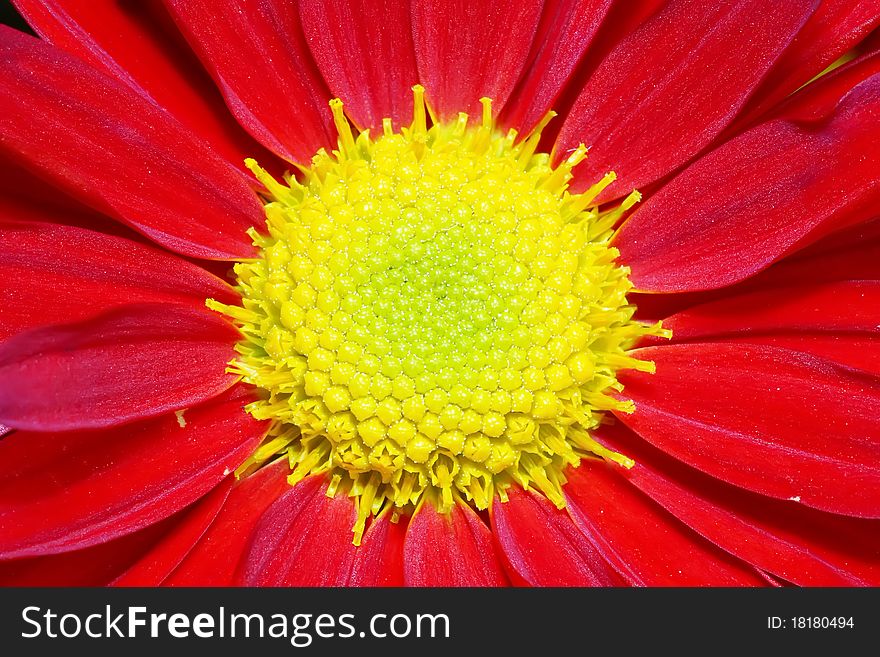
[210,87,668,544]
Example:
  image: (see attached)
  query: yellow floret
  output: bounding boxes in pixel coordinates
[208,86,668,545]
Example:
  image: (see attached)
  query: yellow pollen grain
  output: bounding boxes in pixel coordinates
[209,86,669,545]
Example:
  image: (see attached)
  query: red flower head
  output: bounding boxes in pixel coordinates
[1,0,879,587]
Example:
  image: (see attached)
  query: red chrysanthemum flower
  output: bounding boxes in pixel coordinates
[1,0,879,587]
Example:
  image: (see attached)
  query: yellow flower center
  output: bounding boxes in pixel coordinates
[209,86,667,544]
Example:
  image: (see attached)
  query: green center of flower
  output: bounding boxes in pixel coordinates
[209,86,667,544]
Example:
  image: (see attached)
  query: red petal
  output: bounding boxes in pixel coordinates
[299,0,418,132]
[238,475,358,586]
[556,0,816,200]
[631,215,880,322]
[771,48,880,123]
[491,486,618,586]
[499,0,614,135]
[564,460,766,585]
[412,0,543,122]
[0,519,168,586]
[717,335,880,377]
[662,281,880,340]
[12,0,283,175]
[737,0,880,127]
[163,459,291,587]
[0,303,240,431]
[0,220,238,340]
[403,500,507,586]
[617,343,880,517]
[745,221,880,289]
[792,214,880,261]
[0,156,111,228]
[349,511,406,587]
[596,423,880,586]
[164,0,333,164]
[567,0,668,77]
[539,0,668,152]
[616,73,880,292]
[653,281,880,374]
[0,385,266,559]
[111,477,234,586]
[0,28,264,260]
